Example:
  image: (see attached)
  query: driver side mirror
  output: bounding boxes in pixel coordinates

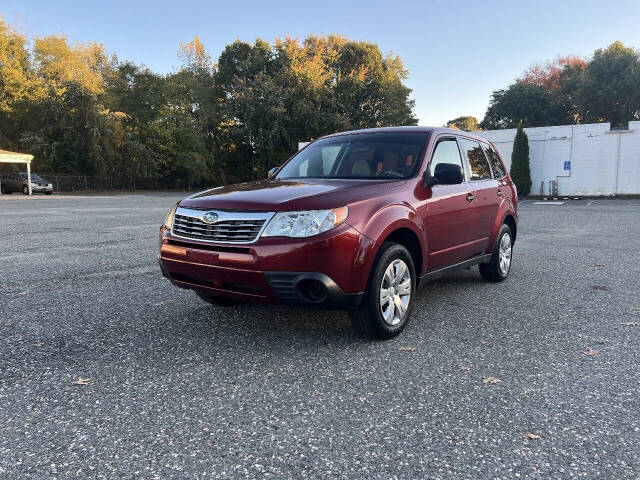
[423,163,464,188]
[267,166,279,179]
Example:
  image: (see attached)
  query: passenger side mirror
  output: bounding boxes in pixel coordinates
[267,167,279,179]
[423,163,464,188]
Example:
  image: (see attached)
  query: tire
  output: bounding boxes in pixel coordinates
[479,224,513,282]
[45,191,52,195]
[0,185,6,194]
[23,185,29,195]
[349,242,416,340]
[195,290,240,306]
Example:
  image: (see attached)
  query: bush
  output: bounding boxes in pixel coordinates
[510,122,532,196]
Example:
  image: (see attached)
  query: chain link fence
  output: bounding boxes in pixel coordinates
[35,174,168,192]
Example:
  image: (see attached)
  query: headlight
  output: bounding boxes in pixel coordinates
[262,207,348,238]
[164,204,178,228]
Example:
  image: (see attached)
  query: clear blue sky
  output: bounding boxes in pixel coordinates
[4,0,640,126]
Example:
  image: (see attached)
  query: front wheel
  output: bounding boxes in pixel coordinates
[349,242,416,340]
[195,290,240,306]
[479,224,513,282]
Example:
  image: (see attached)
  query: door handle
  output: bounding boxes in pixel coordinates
[497,189,504,197]
[466,193,476,202]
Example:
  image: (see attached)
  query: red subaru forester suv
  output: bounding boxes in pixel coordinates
[159,127,517,339]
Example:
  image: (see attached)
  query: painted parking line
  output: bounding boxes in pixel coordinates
[587,200,597,206]
[532,201,565,205]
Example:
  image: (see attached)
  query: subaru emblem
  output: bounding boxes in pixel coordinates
[202,211,219,223]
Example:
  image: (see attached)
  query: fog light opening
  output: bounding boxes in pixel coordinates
[297,279,328,303]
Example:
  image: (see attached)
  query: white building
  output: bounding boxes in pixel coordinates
[474,121,640,196]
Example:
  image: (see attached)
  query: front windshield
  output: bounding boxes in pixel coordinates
[22,173,44,181]
[276,132,428,180]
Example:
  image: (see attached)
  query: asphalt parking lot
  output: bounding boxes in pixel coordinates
[1,194,639,479]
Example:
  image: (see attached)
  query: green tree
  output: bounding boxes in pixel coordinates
[1,18,419,188]
[481,42,640,129]
[510,122,531,196]
[578,41,640,126]
[481,82,559,129]
[446,116,479,131]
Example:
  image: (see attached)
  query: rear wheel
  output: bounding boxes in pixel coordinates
[349,242,416,340]
[479,224,513,282]
[195,290,240,306]
[45,191,52,195]
[0,184,6,194]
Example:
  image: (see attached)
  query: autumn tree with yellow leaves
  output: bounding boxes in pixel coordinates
[0,19,417,189]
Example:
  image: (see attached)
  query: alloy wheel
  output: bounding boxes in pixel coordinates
[499,232,512,275]
[379,259,412,326]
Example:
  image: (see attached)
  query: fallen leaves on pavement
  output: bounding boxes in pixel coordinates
[619,322,639,327]
[152,299,176,307]
[480,340,488,345]
[593,263,605,268]
[72,377,91,386]
[483,377,502,384]
[398,346,415,352]
[523,433,541,440]
[582,348,598,356]
[459,366,472,372]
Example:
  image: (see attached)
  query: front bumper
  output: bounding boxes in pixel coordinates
[29,185,53,193]
[158,223,375,310]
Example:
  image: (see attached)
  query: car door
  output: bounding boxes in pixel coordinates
[9,174,19,192]
[424,136,481,271]
[458,137,501,252]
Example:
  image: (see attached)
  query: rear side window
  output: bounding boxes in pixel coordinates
[429,139,463,176]
[459,138,492,181]
[483,145,507,178]
[483,143,506,178]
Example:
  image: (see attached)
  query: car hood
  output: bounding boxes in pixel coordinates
[179,178,406,211]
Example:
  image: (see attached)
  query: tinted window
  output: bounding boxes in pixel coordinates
[483,144,506,178]
[21,173,44,181]
[429,139,463,176]
[277,132,427,180]
[460,138,492,180]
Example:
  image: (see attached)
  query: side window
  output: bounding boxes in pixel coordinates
[483,144,506,178]
[460,138,492,181]
[429,139,464,177]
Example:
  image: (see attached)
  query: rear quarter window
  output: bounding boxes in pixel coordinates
[483,143,506,178]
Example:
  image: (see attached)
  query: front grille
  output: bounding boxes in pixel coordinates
[171,207,274,244]
[173,214,265,243]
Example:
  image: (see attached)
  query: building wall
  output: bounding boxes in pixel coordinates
[473,121,640,195]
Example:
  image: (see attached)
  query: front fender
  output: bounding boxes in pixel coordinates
[348,203,426,277]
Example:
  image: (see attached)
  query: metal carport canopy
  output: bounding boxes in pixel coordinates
[0,149,34,195]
